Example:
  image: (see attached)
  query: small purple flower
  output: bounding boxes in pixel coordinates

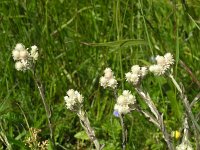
[113,110,119,117]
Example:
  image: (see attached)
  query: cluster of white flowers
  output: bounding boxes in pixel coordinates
[12,43,39,71]
[176,142,193,150]
[149,53,174,76]
[125,65,148,85]
[99,68,118,89]
[114,90,136,115]
[64,89,84,111]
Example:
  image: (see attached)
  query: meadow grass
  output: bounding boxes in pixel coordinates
[0,0,200,149]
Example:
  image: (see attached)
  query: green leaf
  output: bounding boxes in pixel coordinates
[82,39,147,48]
[74,131,90,140]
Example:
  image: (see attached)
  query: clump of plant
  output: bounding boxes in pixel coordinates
[24,127,48,150]
[12,43,55,148]
[64,52,199,150]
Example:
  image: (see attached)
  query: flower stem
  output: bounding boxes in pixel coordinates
[135,86,174,150]
[77,109,101,150]
[169,74,200,145]
[32,72,55,148]
[119,114,127,150]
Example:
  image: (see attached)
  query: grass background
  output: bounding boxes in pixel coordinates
[0,0,200,149]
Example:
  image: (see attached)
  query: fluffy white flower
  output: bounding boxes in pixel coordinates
[131,65,140,74]
[30,45,39,60]
[15,61,24,71]
[114,104,130,114]
[149,65,164,76]
[12,50,20,60]
[125,72,139,85]
[156,55,166,66]
[114,90,136,114]
[12,43,39,71]
[19,50,29,60]
[125,65,148,85]
[164,53,174,66]
[140,67,148,77]
[176,143,193,150]
[100,68,118,89]
[64,89,83,110]
[100,76,107,88]
[108,78,118,88]
[15,43,25,51]
[104,68,113,79]
[150,53,174,76]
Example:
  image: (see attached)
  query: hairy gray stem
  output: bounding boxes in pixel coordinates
[119,114,127,150]
[77,109,101,150]
[135,86,174,150]
[169,74,200,133]
[33,72,55,148]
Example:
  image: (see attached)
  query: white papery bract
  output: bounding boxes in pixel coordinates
[64,89,83,111]
[176,143,193,150]
[100,68,118,89]
[125,65,148,85]
[149,53,174,76]
[114,90,136,115]
[12,43,39,71]
[30,45,39,60]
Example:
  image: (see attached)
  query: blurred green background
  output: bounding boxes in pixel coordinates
[0,0,200,149]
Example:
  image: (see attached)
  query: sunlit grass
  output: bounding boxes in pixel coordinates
[0,0,200,149]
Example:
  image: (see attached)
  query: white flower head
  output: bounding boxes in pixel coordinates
[114,90,136,114]
[30,45,39,60]
[156,55,166,66]
[176,143,193,150]
[15,43,25,51]
[164,53,174,66]
[140,67,148,77]
[149,65,164,76]
[131,65,140,74]
[100,76,107,88]
[125,65,148,85]
[100,68,118,89]
[150,53,174,76]
[12,43,39,71]
[125,72,139,85]
[64,89,83,111]
[108,78,118,89]
[15,61,24,71]
[12,50,20,60]
[19,49,29,60]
